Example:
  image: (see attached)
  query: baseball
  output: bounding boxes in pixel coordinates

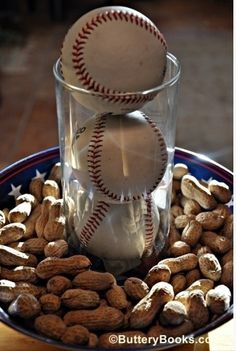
[61,6,167,114]
[71,111,168,202]
[73,191,160,273]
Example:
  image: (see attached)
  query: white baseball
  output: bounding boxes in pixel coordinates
[61,6,167,114]
[71,111,168,202]
[73,192,159,264]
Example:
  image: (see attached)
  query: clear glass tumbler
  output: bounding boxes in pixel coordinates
[53,53,181,275]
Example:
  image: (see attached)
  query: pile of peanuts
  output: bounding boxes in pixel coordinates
[0,162,233,348]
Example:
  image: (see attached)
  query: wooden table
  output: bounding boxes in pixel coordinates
[0,320,234,351]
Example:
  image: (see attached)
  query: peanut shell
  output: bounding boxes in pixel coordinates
[62,288,100,309]
[73,271,115,291]
[124,277,149,301]
[8,293,41,319]
[35,314,66,340]
[64,306,124,331]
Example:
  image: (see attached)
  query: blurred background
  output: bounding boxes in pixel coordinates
[0,0,233,170]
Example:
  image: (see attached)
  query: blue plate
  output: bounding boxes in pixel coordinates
[0,147,233,350]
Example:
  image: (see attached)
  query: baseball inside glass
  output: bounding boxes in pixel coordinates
[53,53,181,275]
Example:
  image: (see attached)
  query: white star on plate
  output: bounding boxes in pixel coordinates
[226,194,234,208]
[8,184,22,199]
[201,176,214,184]
[33,169,47,181]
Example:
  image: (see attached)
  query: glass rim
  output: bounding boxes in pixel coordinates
[53,52,181,96]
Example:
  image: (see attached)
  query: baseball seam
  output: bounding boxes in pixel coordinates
[87,113,168,202]
[79,197,156,254]
[71,9,166,105]
[141,112,168,194]
[144,197,155,251]
[79,200,110,247]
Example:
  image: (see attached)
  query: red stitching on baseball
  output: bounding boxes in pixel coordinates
[144,197,155,251]
[141,112,168,194]
[91,18,98,26]
[78,33,88,39]
[87,113,167,202]
[71,9,167,105]
[80,200,110,247]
